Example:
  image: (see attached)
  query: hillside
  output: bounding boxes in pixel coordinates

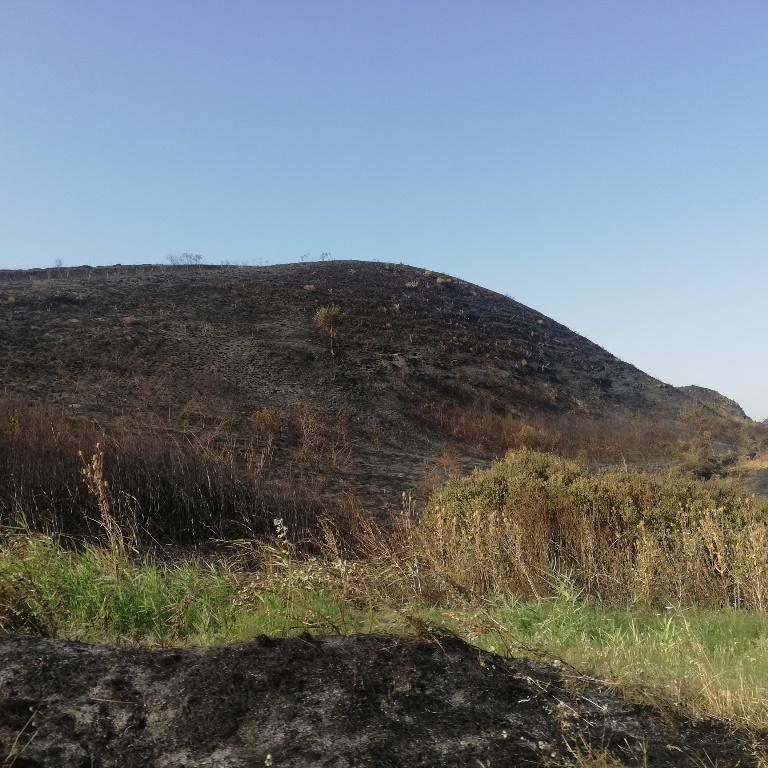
[0,261,746,520]
[1,260,695,417]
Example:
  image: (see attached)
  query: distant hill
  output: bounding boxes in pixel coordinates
[678,385,748,420]
[0,261,748,515]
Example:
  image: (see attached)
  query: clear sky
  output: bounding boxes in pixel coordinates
[1,2,766,419]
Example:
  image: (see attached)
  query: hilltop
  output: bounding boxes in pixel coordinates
[1,260,695,418]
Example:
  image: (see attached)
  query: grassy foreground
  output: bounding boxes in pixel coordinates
[3,524,768,737]
[4,446,768,749]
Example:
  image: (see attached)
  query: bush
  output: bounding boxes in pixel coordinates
[418,450,768,607]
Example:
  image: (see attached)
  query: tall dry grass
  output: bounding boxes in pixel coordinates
[0,393,328,548]
[293,450,768,614]
[403,450,768,609]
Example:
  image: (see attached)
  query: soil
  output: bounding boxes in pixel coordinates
[0,261,691,419]
[1,632,764,767]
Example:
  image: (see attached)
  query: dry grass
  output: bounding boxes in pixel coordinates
[426,402,681,463]
[0,393,329,549]
[414,450,768,609]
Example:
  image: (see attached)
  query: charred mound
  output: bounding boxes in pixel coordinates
[1,632,764,767]
[0,260,693,423]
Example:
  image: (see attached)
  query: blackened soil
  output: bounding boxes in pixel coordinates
[0,633,764,768]
[0,261,688,420]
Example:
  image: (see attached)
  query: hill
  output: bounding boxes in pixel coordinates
[2,261,768,766]
[679,385,748,420]
[0,261,748,523]
[1,260,696,418]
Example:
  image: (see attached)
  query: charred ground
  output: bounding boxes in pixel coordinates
[0,260,695,419]
[2,261,766,767]
[2,632,765,768]
[0,260,743,517]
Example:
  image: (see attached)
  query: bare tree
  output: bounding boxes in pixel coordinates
[167,253,204,266]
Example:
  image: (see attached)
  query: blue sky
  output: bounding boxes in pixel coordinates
[1,1,766,419]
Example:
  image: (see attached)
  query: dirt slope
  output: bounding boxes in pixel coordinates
[1,633,763,767]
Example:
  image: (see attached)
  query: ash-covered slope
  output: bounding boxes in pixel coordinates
[0,260,693,424]
[0,261,740,514]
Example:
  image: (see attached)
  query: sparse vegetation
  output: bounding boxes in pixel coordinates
[248,406,290,434]
[30,279,52,296]
[426,401,682,462]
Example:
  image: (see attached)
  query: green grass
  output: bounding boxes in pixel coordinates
[0,532,392,645]
[0,534,240,644]
[478,594,768,730]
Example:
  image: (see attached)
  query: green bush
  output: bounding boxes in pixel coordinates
[426,449,762,532]
[313,304,345,354]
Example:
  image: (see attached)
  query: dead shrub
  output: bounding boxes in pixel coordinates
[31,279,53,296]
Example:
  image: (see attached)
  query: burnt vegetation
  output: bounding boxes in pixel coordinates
[1,259,761,534]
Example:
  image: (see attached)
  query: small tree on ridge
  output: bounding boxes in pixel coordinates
[314,304,345,355]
